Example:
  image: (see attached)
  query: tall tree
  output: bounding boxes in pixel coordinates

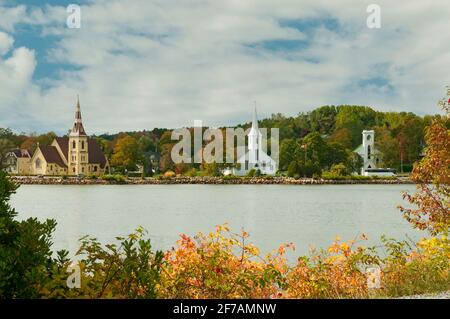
[399,102,449,235]
[111,135,142,172]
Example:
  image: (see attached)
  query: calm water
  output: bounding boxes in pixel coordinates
[11,184,424,260]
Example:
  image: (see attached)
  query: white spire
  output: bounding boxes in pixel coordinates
[252,102,258,130]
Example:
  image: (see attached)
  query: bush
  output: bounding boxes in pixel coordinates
[246,168,256,177]
[158,225,291,298]
[101,174,126,184]
[163,170,176,178]
[0,172,65,298]
[185,168,198,177]
[287,161,298,177]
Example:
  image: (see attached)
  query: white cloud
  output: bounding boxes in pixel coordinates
[0,0,449,134]
[0,31,13,55]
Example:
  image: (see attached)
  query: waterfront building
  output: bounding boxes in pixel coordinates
[233,108,277,176]
[354,130,395,176]
[28,97,109,176]
[4,149,33,175]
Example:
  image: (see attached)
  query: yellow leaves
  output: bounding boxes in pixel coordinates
[159,227,450,299]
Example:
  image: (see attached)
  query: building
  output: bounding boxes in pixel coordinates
[29,97,109,176]
[4,149,33,175]
[354,130,395,176]
[232,108,277,176]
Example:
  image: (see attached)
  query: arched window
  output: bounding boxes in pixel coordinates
[35,158,41,169]
[367,145,371,159]
[72,141,76,149]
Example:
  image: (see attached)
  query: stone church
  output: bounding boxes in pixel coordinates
[9,97,109,176]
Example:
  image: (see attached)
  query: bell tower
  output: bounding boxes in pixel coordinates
[68,95,89,175]
[362,130,376,172]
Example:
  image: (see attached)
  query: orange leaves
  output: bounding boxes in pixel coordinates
[157,225,450,299]
[399,115,449,235]
[158,224,287,299]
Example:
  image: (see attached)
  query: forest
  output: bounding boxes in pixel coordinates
[0,105,445,177]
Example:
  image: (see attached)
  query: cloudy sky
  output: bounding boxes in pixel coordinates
[0,0,449,135]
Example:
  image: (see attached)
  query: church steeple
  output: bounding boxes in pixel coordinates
[248,104,262,163]
[252,104,258,130]
[70,95,87,136]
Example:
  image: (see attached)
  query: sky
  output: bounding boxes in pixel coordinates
[0,0,449,135]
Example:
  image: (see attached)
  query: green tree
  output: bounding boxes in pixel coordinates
[0,172,64,298]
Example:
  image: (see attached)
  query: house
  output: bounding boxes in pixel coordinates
[4,149,33,175]
[232,108,277,176]
[29,97,109,176]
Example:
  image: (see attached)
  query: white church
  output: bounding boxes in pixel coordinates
[230,108,277,176]
[354,130,396,176]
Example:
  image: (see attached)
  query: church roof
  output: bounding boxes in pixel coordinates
[10,149,32,158]
[55,137,69,161]
[88,139,108,168]
[39,145,68,168]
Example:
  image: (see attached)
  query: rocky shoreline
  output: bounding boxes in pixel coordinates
[9,176,414,185]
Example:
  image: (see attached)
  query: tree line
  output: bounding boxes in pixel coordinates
[0,105,446,177]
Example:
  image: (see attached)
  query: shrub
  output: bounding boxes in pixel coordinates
[246,168,256,177]
[158,225,292,298]
[0,172,65,298]
[163,170,176,178]
[287,161,298,177]
[102,174,126,184]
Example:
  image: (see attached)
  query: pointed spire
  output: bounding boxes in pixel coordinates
[252,101,258,130]
[70,95,87,136]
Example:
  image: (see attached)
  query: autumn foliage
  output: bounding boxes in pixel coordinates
[155,225,449,299]
[399,108,449,235]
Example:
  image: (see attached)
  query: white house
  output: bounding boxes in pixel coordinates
[354,130,395,176]
[232,108,277,176]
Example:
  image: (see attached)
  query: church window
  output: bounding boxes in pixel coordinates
[35,158,41,169]
[367,145,371,159]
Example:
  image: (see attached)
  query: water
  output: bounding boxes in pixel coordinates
[10,184,424,261]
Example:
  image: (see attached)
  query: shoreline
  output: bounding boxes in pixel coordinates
[9,176,414,185]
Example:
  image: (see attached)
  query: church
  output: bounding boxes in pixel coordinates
[354,130,395,176]
[232,108,277,176]
[11,97,109,176]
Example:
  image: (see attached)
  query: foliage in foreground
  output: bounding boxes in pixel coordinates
[158,226,450,299]
[399,113,449,235]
